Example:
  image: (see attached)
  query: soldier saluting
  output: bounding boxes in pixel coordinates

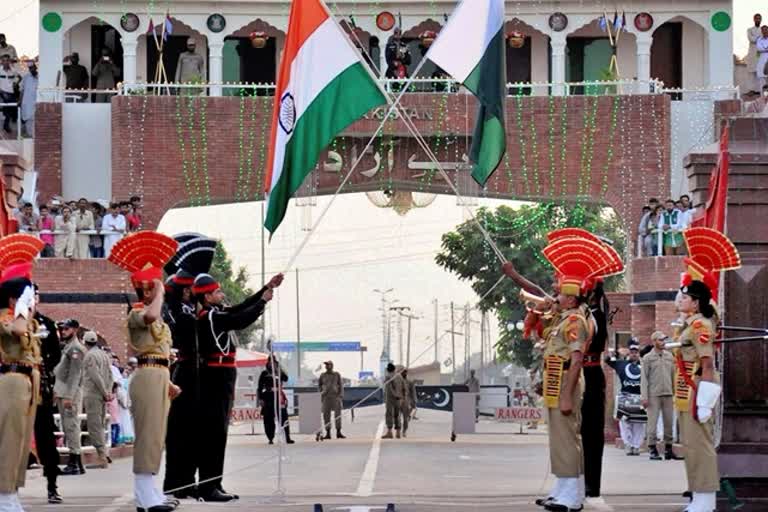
[192,271,283,502]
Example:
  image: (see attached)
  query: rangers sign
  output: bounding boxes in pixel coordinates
[494,407,544,423]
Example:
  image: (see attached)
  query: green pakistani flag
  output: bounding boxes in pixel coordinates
[426,0,506,186]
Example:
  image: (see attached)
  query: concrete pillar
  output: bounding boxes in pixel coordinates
[550,36,567,96]
[122,37,138,92]
[636,33,652,93]
[706,16,734,95]
[39,22,64,99]
[208,41,224,96]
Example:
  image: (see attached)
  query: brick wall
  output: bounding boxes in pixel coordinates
[630,256,686,293]
[35,103,62,204]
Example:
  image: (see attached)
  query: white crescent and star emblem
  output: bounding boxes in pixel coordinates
[433,388,450,408]
[279,92,296,135]
[625,363,641,380]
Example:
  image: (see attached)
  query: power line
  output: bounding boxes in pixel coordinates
[0,0,35,25]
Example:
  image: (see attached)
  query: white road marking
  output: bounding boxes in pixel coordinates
[95,493,132,512]
[354,420,385,497]
[585,496,615,511]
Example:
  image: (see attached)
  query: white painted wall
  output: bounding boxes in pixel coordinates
[62,104,111,201]
[63,20,95,74]
[679,17,707,89]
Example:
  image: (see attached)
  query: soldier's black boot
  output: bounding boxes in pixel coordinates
[60,454,81,476]
[323,429,332,440]
[47,480,63,504]
[285,424,295,444]
[649,446,662,461]
[76,454,86,474]
[336,430,346,439]
[665,444,684,460]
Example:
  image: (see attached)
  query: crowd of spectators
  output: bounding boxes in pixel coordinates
[15,196,143,259]
[637,195,696,257]
[0,33,37,137]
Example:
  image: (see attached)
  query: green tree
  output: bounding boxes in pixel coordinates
[209,243,261,346]
[435,203,626,370]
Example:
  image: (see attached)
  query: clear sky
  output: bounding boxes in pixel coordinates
[0,1,764,58]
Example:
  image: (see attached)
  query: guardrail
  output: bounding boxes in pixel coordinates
[0,102,22,140]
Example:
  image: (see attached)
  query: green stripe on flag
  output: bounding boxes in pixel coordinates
[463,28,506,186]
[265,63,386,234]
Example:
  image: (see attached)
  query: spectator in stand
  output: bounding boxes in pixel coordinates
[90,201,106,258]
[678,194,694,229]
[39,205,56,257]
[757,25,768,93]
[0,53,21,133]
[63,53,89,102]
[122,202,141,232]
[15,202,39,232]
[54,205,77,258]
[129,196,143,230]
[0,34,17,61]
[661,199,684,256]
[748,15,763,95]
[91,48,120,103]
[638,206,651,256]
[19,61,37,137]
[646,205,664,256]
[74,198,95,259]
[102,202,126,257]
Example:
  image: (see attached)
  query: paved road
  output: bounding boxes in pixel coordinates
[21,406,692,511]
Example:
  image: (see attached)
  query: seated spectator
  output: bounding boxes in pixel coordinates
[0,34,18,61]
[15,202,39,232]
[90,201,107,258]
[102,203,126,257]
[38,205,55,257]
[54,206,77,258]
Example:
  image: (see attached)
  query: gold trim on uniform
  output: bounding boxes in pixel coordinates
[674,358,696,412]
[544,356,566,408]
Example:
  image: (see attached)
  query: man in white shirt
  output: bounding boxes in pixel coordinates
[757,25,768,93]
[0,54,21,133]
[101,203,126,258]
[747,14,763,94]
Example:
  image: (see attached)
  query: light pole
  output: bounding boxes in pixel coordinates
[390,305,411,364]
[373,288,394,375]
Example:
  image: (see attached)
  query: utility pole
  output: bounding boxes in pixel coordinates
[390,305,410,363]
[480,311,486,386]
[451,302,456,383]
[404,312,420,368]
[433,299,439,364]
[296,268,301,382]
[464,303,471,381]
[260,202,266,350]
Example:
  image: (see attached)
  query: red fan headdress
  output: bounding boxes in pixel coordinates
[544,228,624,294]
[681,227,741,299]
[108,231,178,289]
[543,237,623,296]
[0,234,45,282]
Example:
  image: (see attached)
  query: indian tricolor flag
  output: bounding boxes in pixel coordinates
[426,0,506,186]
[264,0,387,235]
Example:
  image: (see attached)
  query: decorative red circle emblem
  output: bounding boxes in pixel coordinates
[634,13,654,32]
[377,11,396,31]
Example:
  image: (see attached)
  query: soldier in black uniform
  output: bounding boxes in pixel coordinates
[192,271,283,502]
[581,279,608,499]
[162,235,217,499]
[32,284,63,504]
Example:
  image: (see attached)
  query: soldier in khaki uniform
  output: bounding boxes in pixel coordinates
[108,231,180,512]
[382,363,406,439]
[641,330,678,460]
[400,369,417,436]
[671,227,741,512]
[82,331,114,469]
[318,360,346,439]
[537,232,625,512]
[0,237,44,511]
[53,318,86,476]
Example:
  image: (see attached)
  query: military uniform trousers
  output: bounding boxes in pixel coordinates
[34,401,60,485]
[400,401,412,433]
[198,365,236,496]
[322,396,342,432]
[164,363,199,493]
[129,367,170,475]
[83,392,108,457]
[56,388,83,454]
[646,395,674,446]
[0,371,38,493]
[547,372,584,478]
[385,397,401,430]
[580,366,605,497]
[679,411,719,492]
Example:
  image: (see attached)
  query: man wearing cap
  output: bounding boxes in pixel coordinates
[318,360,346,440]
[175,39,205,85]
[193,271,283,502]
[641,331,679,461]
[82,331,114,469]
[382,363,406,439]
[0,235,44,511]
[605,341,646,456]
[53,318,87,476]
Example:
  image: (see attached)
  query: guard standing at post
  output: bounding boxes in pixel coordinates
[318,360,345,439]
[193,271,283,502]
[538,232,624,512]
[672,227,741,512]
[82,330,114,469]
[108,231,181,512]
[382,363,406,439]
[0,234,45,512]
[162,234,217,499]
[53,318,86,476]
[32,283,64,504]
